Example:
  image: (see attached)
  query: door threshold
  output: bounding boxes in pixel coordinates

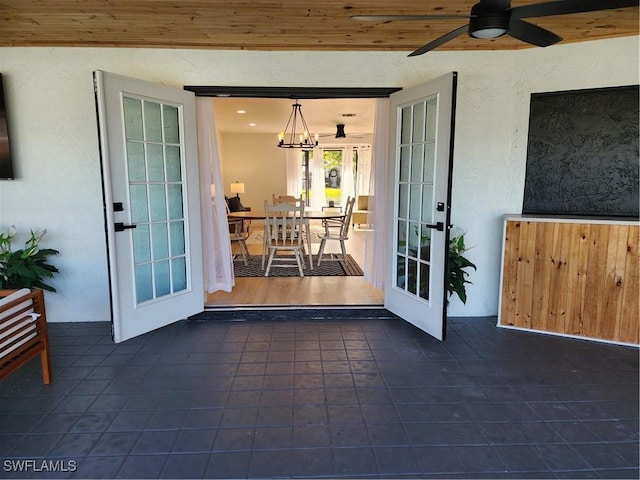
[192,306,396,322]
[203,303,384,312]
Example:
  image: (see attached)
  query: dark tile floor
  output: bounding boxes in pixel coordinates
[0,310,638,479]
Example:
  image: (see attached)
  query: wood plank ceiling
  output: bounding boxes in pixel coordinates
[1,1,638,52]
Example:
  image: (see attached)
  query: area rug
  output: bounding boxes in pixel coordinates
[233,254,363,277]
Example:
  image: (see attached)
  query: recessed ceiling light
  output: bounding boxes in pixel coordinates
[248,123,257,127]
[237,109,246,114]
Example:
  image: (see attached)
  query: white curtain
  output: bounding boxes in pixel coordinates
[286,149,302,198]
[310,147,326,210]
[363,98,389,289]
[341,146,355,206]
[196,98,234,293]
[355,146,372,197]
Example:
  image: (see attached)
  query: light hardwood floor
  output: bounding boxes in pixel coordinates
[205,221,384,307]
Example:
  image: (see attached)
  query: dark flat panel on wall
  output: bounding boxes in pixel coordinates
[523,85,639,217]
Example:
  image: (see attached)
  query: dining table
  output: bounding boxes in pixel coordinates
[227,210,346,270]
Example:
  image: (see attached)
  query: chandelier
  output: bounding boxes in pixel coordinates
[277,101,318,149]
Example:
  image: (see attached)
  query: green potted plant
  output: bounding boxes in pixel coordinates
[447,233,476,304]
[403,227,477,305]
[0,226,60,292]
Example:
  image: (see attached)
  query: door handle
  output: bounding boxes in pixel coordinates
[114,222,137,232]
[425,222,444,231]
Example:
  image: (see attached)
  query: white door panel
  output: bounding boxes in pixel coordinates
[385,73,457,340]
[94,71,204,343]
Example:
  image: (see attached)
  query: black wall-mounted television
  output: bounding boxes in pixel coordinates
[0,73,15,180]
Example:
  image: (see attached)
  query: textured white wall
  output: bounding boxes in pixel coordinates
[218,132,288,214]
[0,37,637,322]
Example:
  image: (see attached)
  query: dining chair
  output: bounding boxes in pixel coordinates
[272,194,299,205]
[268,195,310,265]
[228,217,250,266]
[317,196,356,266]
[263,200,306,277]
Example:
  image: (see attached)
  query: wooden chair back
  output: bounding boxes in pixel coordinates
[264,200,305,247]
[0,288,52,384]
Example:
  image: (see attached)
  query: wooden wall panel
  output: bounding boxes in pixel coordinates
[500,219,639,344]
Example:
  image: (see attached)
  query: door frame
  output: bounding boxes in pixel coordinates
[189,86,400,310]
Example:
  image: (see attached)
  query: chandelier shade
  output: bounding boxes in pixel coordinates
[277,102,318,149]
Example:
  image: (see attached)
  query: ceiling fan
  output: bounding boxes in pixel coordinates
[319,124,366,139]
[351,0,639,57]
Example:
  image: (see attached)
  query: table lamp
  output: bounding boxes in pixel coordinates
[230,181,245,198]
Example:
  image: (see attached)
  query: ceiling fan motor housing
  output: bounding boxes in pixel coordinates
[468,2,510,39]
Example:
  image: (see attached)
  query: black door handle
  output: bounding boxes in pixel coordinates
[425,222,444,231]
[114,222,137,232]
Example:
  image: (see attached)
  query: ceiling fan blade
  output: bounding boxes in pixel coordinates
[350,14,470,21]
[408,24,469,56]
[512,0,639,19]
[509,18,562,46]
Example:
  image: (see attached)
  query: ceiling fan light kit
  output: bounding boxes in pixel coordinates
[468,4,509,39]
[351,0,639,56]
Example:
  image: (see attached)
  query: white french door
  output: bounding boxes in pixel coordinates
[384,73,457,341]
[94,71,204,343]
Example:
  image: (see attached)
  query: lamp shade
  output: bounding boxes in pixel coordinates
[230,182,245,194]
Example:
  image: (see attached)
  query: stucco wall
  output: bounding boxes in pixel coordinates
[218,132,288,213]
[0,37,637,322]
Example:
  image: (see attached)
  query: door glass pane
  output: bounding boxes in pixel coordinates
[163,105,180,144]
[401,106,412,144]
[426,98,437,142]
[397,220,407,254]
[423,143,436,184]
[421,189,433,223]
[147,143,165,182]
[167,184,184,220]
[123,98,143,141]
[412,102,425,143]
[419,263,430,300]
[170,221,185,256]
[420,224,432,262]
[396,255,406,289]
[172,257,187,291]
[130,185,149,223]
[399,146,411,182]
[398,184,409,219]
[410,145,423,182]
[126,142,146,182]
[133,224,151,263]
[407,259,418,294]
[408,221,420,258]
[135,264,153,303]
[144,101,162,142]
[166,145,182,182]
[409,184,421,221]
[152,223,169,260]
[123,95,188,306]
[154,260,171,296]
[149,185,167,221]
